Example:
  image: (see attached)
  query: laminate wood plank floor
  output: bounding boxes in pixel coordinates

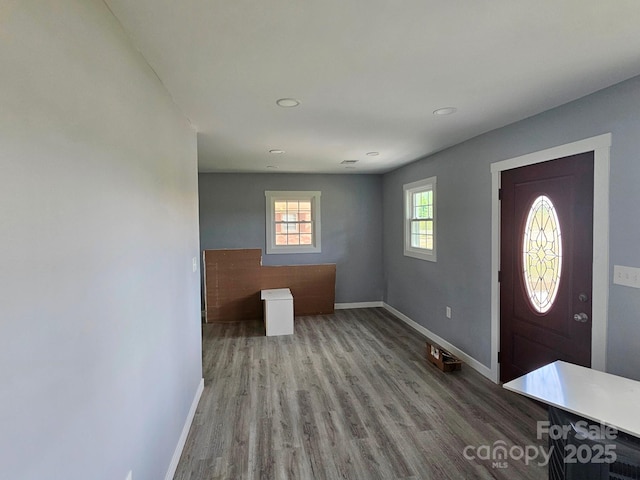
[174,308,547,480]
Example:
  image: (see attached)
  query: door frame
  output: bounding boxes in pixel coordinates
[490,133,611,383]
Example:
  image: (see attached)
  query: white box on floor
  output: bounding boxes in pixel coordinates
[261,288,294,336]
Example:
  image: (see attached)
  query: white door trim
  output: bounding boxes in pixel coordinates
[490,133,611,383]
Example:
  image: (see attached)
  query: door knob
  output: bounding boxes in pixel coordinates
[573,312,589,323]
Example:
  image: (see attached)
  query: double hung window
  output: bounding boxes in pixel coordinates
[403,177,436,261]
[265,191,321,254]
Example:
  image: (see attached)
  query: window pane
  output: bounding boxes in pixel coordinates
[300,222,312,233]
[523,195,562,313]
[412,190,433,220]
[411,220,433,250]
[277,198,311,241]
[425,190,432,204]
[411,220,427,235]
[299,201,311,212]
[267,191,321,254]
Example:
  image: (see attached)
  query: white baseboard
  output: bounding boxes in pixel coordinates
[382,303,493,381]
[164,378,204,480]
[335,301,384,310]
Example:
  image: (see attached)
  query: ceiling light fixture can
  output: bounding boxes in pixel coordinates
[366,152,379,156]
[276,98,300,108]
[433,107,457,116]
[269,149,285,154]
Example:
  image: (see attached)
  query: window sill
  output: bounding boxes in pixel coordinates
[266,245,322,255]
[404,249,437,262]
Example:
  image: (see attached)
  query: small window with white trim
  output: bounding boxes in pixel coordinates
[404,177,436,261]
[265,191,321,254]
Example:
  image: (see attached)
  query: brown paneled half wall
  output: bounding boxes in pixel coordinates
[203,249,336,323]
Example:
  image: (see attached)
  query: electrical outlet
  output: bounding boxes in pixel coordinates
[446,306,452,319]
[192,257,198,272]
[613,265,640,288]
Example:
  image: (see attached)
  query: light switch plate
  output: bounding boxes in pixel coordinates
[613,265,640,288]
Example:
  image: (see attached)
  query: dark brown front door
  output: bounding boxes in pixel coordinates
[500,152,594,383]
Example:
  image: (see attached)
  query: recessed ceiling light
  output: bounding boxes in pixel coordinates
[269,149,285,154]
[433,107,457,116]
[341,160,358,165]
[276,98,300,108]
[266,165,278,169]
[366,152,379,156]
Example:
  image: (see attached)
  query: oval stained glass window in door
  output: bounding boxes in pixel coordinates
[522,195,562,313]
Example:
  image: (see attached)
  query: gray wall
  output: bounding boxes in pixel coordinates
[0,2,202,479]
[383,75,640,379]
[199,173,384,303]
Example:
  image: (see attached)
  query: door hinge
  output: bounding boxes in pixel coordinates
[498,270,502,283]
[498,188,503,200]
[497,351,501,363]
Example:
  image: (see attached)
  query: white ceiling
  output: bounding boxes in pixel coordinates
[104,0,640,174]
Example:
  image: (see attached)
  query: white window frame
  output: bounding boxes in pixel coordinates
[265,190,321,254]
[403,176,437,262]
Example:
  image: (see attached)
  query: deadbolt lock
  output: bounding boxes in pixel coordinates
[573,312,589,323]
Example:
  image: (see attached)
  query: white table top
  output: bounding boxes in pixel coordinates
[503,361,640,437]
[260,288,292,301]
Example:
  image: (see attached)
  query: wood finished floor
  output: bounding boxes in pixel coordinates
[174,308,547,480]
